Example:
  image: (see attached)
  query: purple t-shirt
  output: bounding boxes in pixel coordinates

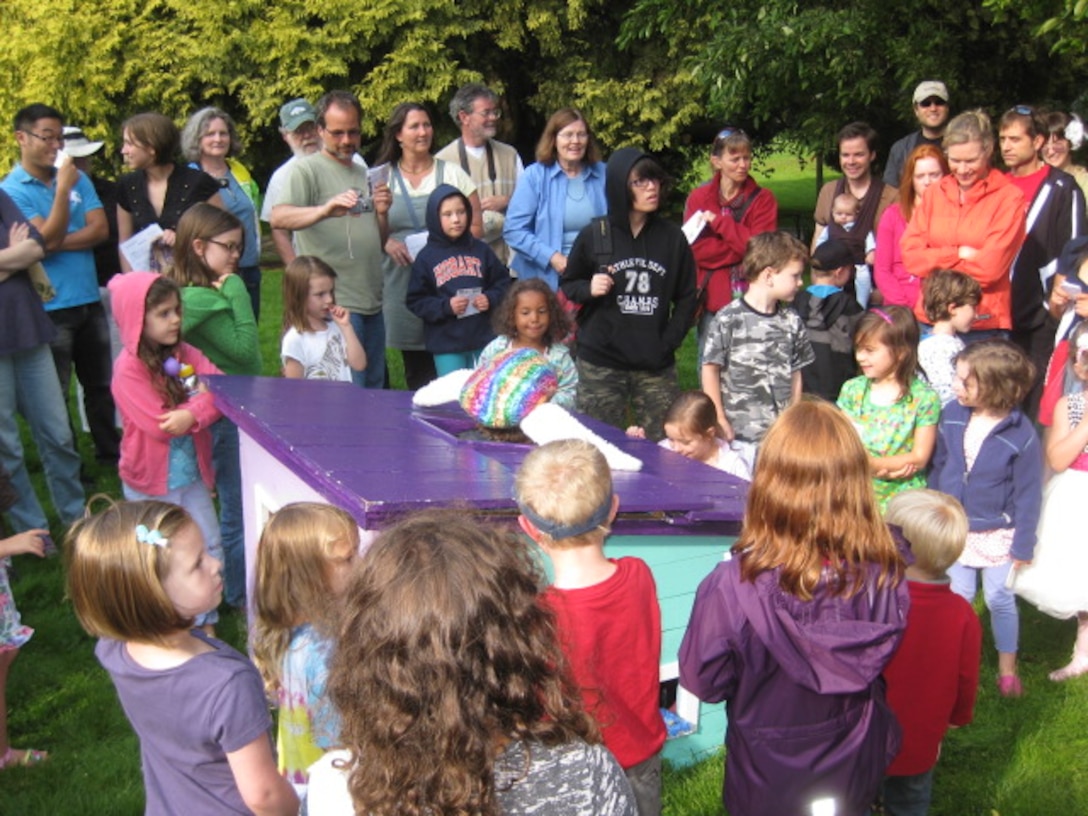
[96,630,272,815]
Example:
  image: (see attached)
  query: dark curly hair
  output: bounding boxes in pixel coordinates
[490,278,571,346]
[328,509,598,816]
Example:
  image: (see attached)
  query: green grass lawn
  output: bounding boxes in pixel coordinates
[2,166,1087,813]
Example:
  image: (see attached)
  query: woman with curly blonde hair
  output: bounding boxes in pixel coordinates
[304,509,636,815]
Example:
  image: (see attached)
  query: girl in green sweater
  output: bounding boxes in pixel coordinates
[168,203,261,609]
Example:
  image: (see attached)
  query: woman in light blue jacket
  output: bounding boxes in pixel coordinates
[504,108,607,291]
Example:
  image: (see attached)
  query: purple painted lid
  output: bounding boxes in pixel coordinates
[207,376,747,535]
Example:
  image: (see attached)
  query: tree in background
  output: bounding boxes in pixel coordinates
[2,0,1084,184]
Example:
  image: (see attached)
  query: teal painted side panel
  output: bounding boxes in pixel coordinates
[597,534,735,768]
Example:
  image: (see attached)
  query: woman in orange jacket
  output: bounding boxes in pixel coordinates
[901,110,1026,333]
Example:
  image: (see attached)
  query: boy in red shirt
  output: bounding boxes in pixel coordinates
[882,489,982,815]
[516,439,665,816]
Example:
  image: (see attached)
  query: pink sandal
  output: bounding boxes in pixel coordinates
[0,747,48,769]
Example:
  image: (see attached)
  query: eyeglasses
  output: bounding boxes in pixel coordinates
[629,177,661,189]
[323,128,361,139]
[473,108,502,120]
[207,239,243,255]
[557,131,588,142]
[918,97,947,108]
[21,130,63,146]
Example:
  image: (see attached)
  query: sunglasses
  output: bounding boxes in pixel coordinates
[918,97,947,108]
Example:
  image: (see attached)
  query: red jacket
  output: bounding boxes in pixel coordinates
[684,175,777,313]
[901,169,1025,330]
[109,272,222,495]
[883,579,981,776]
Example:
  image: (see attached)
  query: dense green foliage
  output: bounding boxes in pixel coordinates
[4,0,1087,183]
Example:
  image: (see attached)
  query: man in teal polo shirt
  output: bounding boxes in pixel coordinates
[2,104,118,463]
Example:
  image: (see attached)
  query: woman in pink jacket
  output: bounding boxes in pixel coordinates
[901,110,1025,333]
[108,271,224,630]
[874,144,948,308]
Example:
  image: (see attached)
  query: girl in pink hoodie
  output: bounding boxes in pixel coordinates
[108,272,224,631]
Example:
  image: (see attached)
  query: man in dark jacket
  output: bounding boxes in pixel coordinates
[1000,105,1086,418]
[560,148,697,440]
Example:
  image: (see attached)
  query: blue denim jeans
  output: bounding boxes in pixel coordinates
[211,418,245,608]
[348,310,386,389]
[0,343,85,530]
[123,479,222,627]
[882,768,934,816]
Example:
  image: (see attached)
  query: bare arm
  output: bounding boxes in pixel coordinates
[790,369,803,404]
[271,190,357,231]
[226,735,299,816]
[269,227,297,266]
[34,159,79,250]
[469,191,485,239]
[58,207,108,252]
[871,423,938,478]
[331,306,367,372]
[0,222,45,272]
[701,363,734,441]
[1046,396,1088,472]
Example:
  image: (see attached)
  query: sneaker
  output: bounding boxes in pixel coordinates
[997,675,1023,697]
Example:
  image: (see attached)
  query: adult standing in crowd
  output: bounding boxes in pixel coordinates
[504,107,607,292]
[181,107,263,320]
[561,148,697,440]
[999,105,1085,417]
[1042,111,1088,200]
[272,90,392,390]
[2,105,119,465]
[874,144,948,308]
[374,102,482,389]
[0,189,84,532]
[684,126,778,352]
[261,98,321,267]
[116,112,223,272]
[902,110,1026,338]
[811,123,896,304]
[884,81,951,187]
[436,83,523,265]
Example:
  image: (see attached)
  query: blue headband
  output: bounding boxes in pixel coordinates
[517,494,613,540]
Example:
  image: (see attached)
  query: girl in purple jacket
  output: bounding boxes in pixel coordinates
[680,400,908,816]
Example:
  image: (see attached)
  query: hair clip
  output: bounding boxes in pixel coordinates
[870,308,893,324]
[135,524,169,548]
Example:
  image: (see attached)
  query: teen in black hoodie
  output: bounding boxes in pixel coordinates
[560,148,697,439]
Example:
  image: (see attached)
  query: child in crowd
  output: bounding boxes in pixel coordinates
[1015,322,1088,681]
[794,239,864,401]
[281,256,366,381]
[169,203,261,609]
[0,466,47,770]
[627,391,752,480]
[408,184,511,377]
[929,340,1041,697]
[515,439,666,815]
[881,489,981,815]
[108,271,224,631]
[252,502,358,793]
[837,306,940,509]
[477,278,577,410]
[918,269,981,404]
[1040,235,1088,424]
[305,509,636,816]
[701,230,814,446]
[66,500,298,815]
[816,192,877,307]
[680,400,908,816]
